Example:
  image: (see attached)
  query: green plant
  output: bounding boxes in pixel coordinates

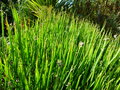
[0,8,120,89]
[0,0,26,36]
[27,0,53,19]
[29,0,58,6]
[56,0,120,35]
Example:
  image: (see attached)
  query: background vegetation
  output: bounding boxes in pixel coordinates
[0,0,120,89]
[0,0,120,36]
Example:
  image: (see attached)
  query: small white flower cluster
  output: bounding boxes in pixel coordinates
[56,59,63,67]
[78,41,84,48]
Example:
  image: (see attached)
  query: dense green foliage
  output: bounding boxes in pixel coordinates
[0,0,120,90]
[71,0,120,34]
[0,0,120,35]
[0,8,120,89]
[0,0,25,36]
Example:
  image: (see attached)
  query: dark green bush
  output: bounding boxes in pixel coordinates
[57,0,120,35]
